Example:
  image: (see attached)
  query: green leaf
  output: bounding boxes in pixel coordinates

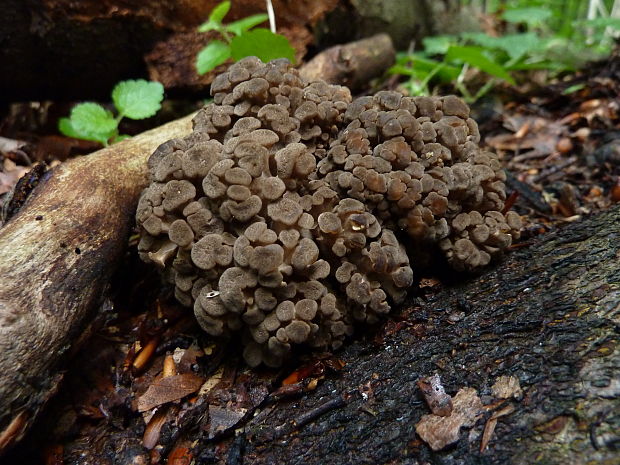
[58,115,113,145]
[230,28,295,63]
[422,35,457,55]
[463,32,541,61]
[196,40,232,75]
[112,80,164,120]
[209,1,230,24]
[198,1,231,32]
[198,20,222,33]
[226,13,269,36]
[71,102,117,135]
[579,17,620,30]
[502,7,552,27]
[562,83,585,95]
[58,117,83,139]
[446,45,516,85]
[389,54,460,84]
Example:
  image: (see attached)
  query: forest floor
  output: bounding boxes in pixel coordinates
[1,49,619,464]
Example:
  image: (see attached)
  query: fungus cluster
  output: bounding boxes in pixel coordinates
[136,57,521,367]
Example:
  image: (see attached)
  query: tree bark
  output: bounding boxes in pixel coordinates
[230,205,620,464]
[9,203,617,465]
[0,114,194,454]
[299,34,395,92]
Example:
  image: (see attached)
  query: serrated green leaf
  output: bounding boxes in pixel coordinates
[58,116,113,145]
[209,1,230,24]
[71,102,117,135]
[112,80,164,120]
[230,29,295,63]
[502,7,552,27]
[446,45,515,85]
[226,13,269,36]
[196,41,231,75]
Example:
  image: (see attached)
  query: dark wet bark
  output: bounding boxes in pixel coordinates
[233,205,620,464]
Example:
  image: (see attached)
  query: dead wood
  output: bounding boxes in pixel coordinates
[1,0,339,100]
[0,114,194,454]
[229,205,619,465]
[8,202,618,465]
[299,34,396,92]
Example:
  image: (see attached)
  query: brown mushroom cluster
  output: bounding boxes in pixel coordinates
[136,57,521,367]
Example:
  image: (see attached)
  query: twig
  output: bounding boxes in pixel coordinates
[532,156,578,183]
[265,0,276,33]
[293,396,346,428]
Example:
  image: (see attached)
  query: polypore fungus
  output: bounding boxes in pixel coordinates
[136,57,521,367]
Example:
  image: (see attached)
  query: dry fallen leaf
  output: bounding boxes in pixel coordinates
[480,404,516,452]
[0,159,30,195]
[208,405,247,439]
[137,373,203,412]
[491,375,523,400]
[415,387,483,451]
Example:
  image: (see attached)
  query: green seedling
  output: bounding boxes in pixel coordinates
[388,2,617,103]
[195,0,295,75]
[59,79,164,146]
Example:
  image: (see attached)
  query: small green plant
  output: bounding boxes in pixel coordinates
[389,3,618,102]
[59,80,164,146]
[195,0,295,75]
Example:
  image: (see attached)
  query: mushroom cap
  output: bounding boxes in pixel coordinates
[136,58,521,367]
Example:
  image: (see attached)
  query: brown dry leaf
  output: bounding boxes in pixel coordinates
[491,375,523,400]
[168,444,193,465]
[480,404,516,452]
[208,405,247,439]
[136,373,203,412]
[415,387,483,451]
[486,116,566,161]
[142,407,169,449]
[0,159,30,195]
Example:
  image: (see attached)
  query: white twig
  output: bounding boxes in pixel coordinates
[266,0,276,33]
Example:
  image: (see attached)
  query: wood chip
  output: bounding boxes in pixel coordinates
[491,375,523,400]
[415,387,483,451]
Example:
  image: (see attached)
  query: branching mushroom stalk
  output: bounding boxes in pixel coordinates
[136,57,522,367]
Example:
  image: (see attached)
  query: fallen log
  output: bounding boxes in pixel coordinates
[0,114,194,453]
[299,33,395,92]
[6,203,619,465]
[0,41,399,454]
[233,205,619,464]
